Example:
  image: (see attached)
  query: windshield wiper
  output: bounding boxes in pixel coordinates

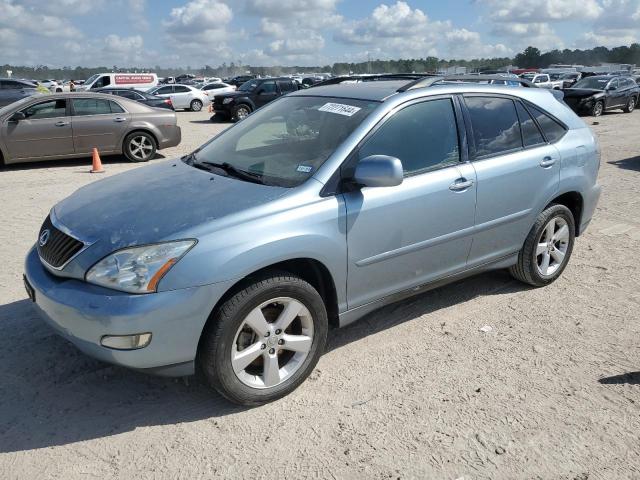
[199,161,265,185]
[181,151,199,165]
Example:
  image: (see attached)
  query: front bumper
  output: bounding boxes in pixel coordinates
[24,246,234,376]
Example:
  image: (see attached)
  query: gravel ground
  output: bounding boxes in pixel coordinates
[0,109,639,480]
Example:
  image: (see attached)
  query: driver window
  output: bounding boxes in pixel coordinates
[260,81,277,94]
[20,99,67,119]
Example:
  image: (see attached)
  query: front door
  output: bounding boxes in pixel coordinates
[344,97,477,308]
[2,98,74,160]
[171,85,192,109]
[70,98,130,154]
[254,81,278,108]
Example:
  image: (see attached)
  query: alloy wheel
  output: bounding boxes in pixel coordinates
[628,98,636,112]
[536,216,570,277]
[593,102,603,117]
[231,297,314,389]
[236,106,250,120]
[129,136,153,160]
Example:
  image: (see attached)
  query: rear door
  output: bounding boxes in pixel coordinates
[463,95,562,266]
[2,98,74,160]
[70,98,130,154]
[344,96,477,308]
[276,80,297,96]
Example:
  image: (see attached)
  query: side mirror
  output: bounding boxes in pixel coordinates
[353,155,403,188]
[9,112,26,122]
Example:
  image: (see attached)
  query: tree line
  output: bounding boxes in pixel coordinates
[2,44,639,81]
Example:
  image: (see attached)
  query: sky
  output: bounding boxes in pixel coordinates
[1,0,639,68]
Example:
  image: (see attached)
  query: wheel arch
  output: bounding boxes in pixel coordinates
[546,191,584,236]
[122,128,159,152]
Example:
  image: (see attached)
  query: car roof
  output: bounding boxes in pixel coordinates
[290,80,407,101]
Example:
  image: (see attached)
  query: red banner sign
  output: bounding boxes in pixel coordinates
[114,75,155,85]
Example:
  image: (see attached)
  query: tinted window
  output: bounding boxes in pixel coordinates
[515,101,545,147]
[72,98,113,115]
[277,80,296,93]
[21,99,66,119]
[92,76,111,88]
[359,99,460,176]
[109,101,124,113]
[465,97,521,157]
[154,86,173,95]
[174,86,190,93]
[527,105,567,143]
[119,90,142,100]
[259,81,277,94]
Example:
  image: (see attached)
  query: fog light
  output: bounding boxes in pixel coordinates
[100,333,152,350]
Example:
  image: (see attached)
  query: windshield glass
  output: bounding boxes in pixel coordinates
[190,96,378,187]
[84,74,100,85]
[561,73,578,79]
[573,77,610,89]
[238,80,259,92]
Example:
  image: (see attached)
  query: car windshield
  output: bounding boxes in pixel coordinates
[189,96,378,187]
[573,77,610,89]
[238,80,259,92]
[84,74,100,85]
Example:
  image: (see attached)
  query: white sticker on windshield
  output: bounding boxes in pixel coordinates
[318,102,361,117]
[297,165,313,173]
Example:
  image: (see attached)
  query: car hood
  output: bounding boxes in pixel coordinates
[563,88,604,99]
[53,159,287,269]
[216,90,251,100]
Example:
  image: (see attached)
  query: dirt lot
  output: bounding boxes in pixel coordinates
[1,109,639,480]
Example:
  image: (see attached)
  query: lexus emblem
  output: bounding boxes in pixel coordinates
[39,229,51,247]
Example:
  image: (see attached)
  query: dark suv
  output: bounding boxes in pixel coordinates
[213,77,298,121]
[563,75,639,116]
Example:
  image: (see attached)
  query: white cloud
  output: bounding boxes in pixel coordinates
[479,0,602,23]
[164,0,233,44]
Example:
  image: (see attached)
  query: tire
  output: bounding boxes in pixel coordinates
[232,104,251,122]
[123,131,156,163]
[198,272,328,406]
[509,204,575,287]
[591,100,604,117]
[190,99,203,112]
[623,96,636,113]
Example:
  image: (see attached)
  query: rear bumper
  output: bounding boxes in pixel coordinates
[24,246,234,376]
[579,183,602,235]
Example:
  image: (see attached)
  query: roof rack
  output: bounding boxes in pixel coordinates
[398,74,536,92]
[310,73,436,88]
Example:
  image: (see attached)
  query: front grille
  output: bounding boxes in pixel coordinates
[37,215,84,269]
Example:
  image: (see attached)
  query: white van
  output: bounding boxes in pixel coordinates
[77,73,159,91]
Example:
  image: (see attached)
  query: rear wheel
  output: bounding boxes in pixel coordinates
[123,132,156,162]
[198,272,328,406]
[623,96,636,113]
[190,99,203,112]
[509,204,575,287]
[591,100,604,117]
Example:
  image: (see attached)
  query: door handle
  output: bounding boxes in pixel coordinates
[449,178,474,192]
[114,117,127,123]
[540,156,556,168]
[54,120,69,127]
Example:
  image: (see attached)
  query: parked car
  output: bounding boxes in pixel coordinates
[212,77,298,121]
[563,75,639,116]
[147,84,209,112]
[0,78,39,107]
[227,75,257,87]
[0,92,180,165]
[200,82,236,100]
[39,79,63,92]
[77,73,159,92]
[559,72,582,89]
[23,80,600,405]
[94,87,175,110]
[520,73,563,90]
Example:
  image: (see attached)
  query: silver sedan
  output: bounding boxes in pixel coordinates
[0,92,181,165]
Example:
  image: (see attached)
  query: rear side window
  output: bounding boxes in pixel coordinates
[277,80,296,93]
[515,101,545,147]
[527,104,567,143]
[359,98,460,176]
[72,98,114,115]
[109,101,125,113]
[174,86,190,93]
[465,97,521,157]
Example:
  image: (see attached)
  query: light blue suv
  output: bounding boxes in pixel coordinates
[24,78,601,405]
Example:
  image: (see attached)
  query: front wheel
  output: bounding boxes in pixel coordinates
[591,100,604,117]
[232,104,251,122]
[198,273,328,406]
[190,99,203,112]
[623,97,636,113]
[123,132,156,162]
[509,204,575,287]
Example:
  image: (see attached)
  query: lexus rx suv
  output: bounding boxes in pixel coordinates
[24,79,601,405]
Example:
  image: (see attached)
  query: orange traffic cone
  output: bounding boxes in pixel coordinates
[90,147,104,173]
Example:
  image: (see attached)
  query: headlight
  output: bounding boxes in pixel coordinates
[85,240,195,293]
[222,98,234,104]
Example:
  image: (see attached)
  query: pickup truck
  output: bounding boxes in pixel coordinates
[520,73,563,90]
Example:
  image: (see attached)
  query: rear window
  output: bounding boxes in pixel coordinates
[526,104,567,143]
[465,97,522,158]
